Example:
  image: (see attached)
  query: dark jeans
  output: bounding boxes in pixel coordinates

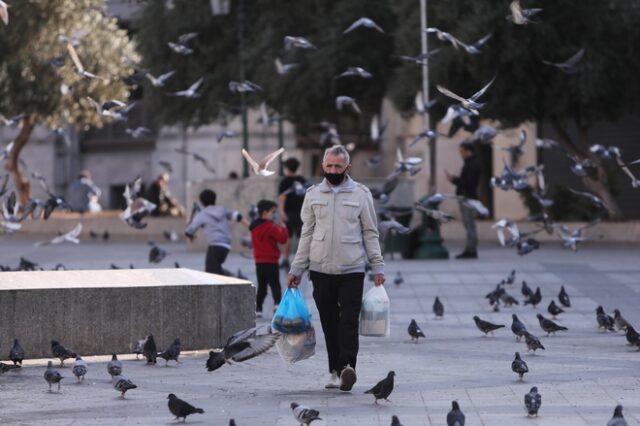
[458,200,478,252]
[255,263,282,311]
[310,271,364,375]
[205,245,229,275]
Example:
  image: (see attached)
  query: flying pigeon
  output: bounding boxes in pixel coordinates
[146,70,176,87]
[536,313,568,335]
[291,402,322,425]
[167,41,193,55]
[274,58,299,75]
[51,340,77,367]
[511,352,529,381]
[524,287,542,308]
[242,147,285,176]
[44,361,64,392]
[335,67,373,79]
[542,48,585,74]
[283,36,316,50]
[72,356,88,383]
[364,371,395,404]
[508,0,543,25]
[158,338,182,366]
[408,319,425,342]
[206,326,279,372]
[446,401,465,426]
[172,77,204,98]
[343,17,384,34]
[0,1,9,25]
[108,353,122,378]
[473,316,505,336]
[113,375,137,398]
[436,76,496,115]
[524,386,542,417]
[34,223,82,247]
[168,393,205,422]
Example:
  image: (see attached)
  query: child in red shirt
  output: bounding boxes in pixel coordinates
[250,200,289,317]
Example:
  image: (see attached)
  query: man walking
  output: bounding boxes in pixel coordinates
[446,141,482,259]
[288,145,385,392]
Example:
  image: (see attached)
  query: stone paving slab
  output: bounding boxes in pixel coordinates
[0,238,639,425]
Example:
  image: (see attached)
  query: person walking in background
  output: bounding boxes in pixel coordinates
[147,173,184,217]
[288,145,385,392]
[66,170,102,213]
[250,199,289,318]
[278,157,307,270]
[185,189,248,275]
[446,141,482,259]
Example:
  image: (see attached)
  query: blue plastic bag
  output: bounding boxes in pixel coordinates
[271,288,312,334]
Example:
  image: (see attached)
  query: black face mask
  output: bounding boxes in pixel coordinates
[324,171,347,186]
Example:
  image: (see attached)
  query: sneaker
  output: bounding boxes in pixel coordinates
[325,371,339,389]
[339,365,357,391]
[256,310,263,318]
[279,259,290,270]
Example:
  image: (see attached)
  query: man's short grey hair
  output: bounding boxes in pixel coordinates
[322,145,350,165]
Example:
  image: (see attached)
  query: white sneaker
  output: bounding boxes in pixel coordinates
[325,371,339,389]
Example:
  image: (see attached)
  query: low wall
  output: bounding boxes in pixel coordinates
[0,268,254,359]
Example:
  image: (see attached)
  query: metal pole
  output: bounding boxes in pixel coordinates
[181,125,188,207]
[238,0,249,178]
[278,118,284,177]
[420,0,435,194]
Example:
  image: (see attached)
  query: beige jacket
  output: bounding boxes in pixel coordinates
[290,176,384,276]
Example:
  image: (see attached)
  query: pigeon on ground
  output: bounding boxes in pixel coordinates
[51,340,77,367]
[167,393,204,422]
[446,400,465,426]
[524,386,542,417]
[291,402,322,425]
[148,244,167,264]
[596,306,616,332]
[144,334,157,365]
[365,371,395,404]
[607,405,629,426]
[511,352,529,381]
[0,362,20,373]
[613,309,631,331]
[44,361,63,391]
[536,313,568,335]
[502,269,516,285]
[521,281,532,298]
[242,148,285,176]
[474,316,505,336]
[524,287,542,308]
[624,326,640,347]
[547,300,564,318]
[391,415,403,426]
[72,356,88,383]
[558,286,571,308]
[113,375,137,398]
[159,338,181,366]
[433,296,444,319]
[9,339,24,365]
[485,284,506,307]
[107,353,122,378]
[343,17,384,34]
[523,331,545,354]
[206,326,279,372]
[132,338,146,359]
[393,271,404,286]
[511,314,527,341]
[408,319,425,342]
[501,292,519,307]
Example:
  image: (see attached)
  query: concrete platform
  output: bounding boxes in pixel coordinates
[0,269,254,359]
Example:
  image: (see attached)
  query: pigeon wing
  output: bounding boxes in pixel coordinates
[230,333,279,362]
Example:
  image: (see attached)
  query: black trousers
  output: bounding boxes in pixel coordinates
[255,263,282,311]
[310,271,364,375]
[205,245,229,275]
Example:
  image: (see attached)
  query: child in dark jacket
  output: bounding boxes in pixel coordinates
[250,199,289,317]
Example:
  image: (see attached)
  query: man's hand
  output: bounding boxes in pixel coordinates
[279,210,289,223]
[373,273,385,286]
[287,273,301,288]
[445,170,454,183]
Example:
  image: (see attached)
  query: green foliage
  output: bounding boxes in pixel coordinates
[0,0,138,129]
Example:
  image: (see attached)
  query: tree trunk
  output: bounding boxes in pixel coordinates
[5,116,34,207]
[551,118,623,220]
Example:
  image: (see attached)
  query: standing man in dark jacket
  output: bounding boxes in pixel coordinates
[278,157,307,270]
[446,141,482,259]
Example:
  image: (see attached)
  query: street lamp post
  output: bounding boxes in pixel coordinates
[211,0,249,178]
[420,0,435,195]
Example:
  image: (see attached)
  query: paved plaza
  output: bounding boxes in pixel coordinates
[0,238,639,425]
